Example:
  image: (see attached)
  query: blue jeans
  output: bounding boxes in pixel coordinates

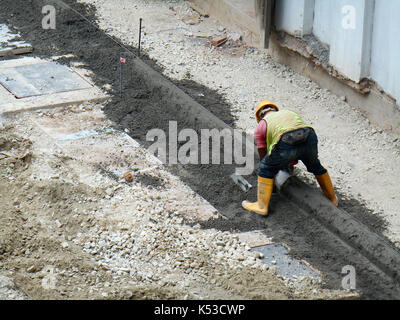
[258,130,327,179]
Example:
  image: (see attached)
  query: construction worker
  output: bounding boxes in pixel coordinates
[242,100,338,216]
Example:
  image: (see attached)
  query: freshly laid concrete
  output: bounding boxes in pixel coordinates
[282,177,400,285]
[0,57,108,114]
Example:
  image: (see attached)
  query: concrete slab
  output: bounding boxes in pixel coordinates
[0,24,32,56]
[0,61,92,98]
[30,106,163,179]
[0,57,108,114]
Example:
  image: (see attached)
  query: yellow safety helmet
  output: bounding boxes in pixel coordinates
[255,100,279,123]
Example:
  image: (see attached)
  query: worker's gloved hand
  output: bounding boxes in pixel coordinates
[288,160,298,175]
[289,160,298,167]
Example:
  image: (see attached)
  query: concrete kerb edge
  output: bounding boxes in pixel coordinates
[283,177,400,283]
[1,96,109,115]
[131,56,400,284]
[132,58,233,131]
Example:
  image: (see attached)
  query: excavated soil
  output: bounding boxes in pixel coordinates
[0,0,398,299]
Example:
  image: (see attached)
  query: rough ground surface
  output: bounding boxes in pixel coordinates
[80,0,400,246]
[0,0,398,300]
[0,105,352,300]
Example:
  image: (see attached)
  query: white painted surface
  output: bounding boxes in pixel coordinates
[274,0,314,37]
[276,0,400,105]
[328,0,374,82]
[370,0,400,103]
[276,0,373,81]
[312,0,332,45]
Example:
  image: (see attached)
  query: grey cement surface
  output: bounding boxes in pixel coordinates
[251,244,320,279]
[0,57,108,114]
[0,61,92,98]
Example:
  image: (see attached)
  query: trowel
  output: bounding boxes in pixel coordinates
[231,169,293,193]
[230,173,252,192]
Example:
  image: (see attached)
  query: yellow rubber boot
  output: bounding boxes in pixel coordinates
[242,177,274,216]
[315,172,339,206]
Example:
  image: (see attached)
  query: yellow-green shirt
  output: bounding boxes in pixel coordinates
[264,110,312,155]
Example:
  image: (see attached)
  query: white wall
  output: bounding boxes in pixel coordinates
[274,0,314,37]
[370,0,400,103]
[312,0,332,45]
[274,0,399,104]
[328,0,374,82]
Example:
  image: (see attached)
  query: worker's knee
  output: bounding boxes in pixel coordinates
[306,164,327,176]
[258,163,279,179]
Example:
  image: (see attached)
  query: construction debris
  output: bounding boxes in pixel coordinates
[0,24,32,57]
[123,171,134,183]
[210,36,228,47]
[182,14,201,25]
[186,33,210,39]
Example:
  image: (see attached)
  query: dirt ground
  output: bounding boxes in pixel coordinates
[82,0,400,247]
[0,104,355,300]
[0,0,399,300]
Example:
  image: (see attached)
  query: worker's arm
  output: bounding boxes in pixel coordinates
[254,120,268,161]
[258,147,267,160]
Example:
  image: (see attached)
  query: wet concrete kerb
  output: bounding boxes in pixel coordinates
[282,177,400,284]
[131,57,234,132]
[129,54,400,290]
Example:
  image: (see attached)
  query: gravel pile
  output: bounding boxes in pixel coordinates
[75,170,292,299]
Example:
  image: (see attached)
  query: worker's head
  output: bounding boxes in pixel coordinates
[255,100,279,123]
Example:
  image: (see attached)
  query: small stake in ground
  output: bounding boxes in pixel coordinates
[138,18,142,57]
[120,56,126,97]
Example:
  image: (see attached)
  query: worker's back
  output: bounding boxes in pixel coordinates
[264,110,311,155]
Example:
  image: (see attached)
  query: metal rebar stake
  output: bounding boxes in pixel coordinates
[120,56,122,98]
[138,18,142,57]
